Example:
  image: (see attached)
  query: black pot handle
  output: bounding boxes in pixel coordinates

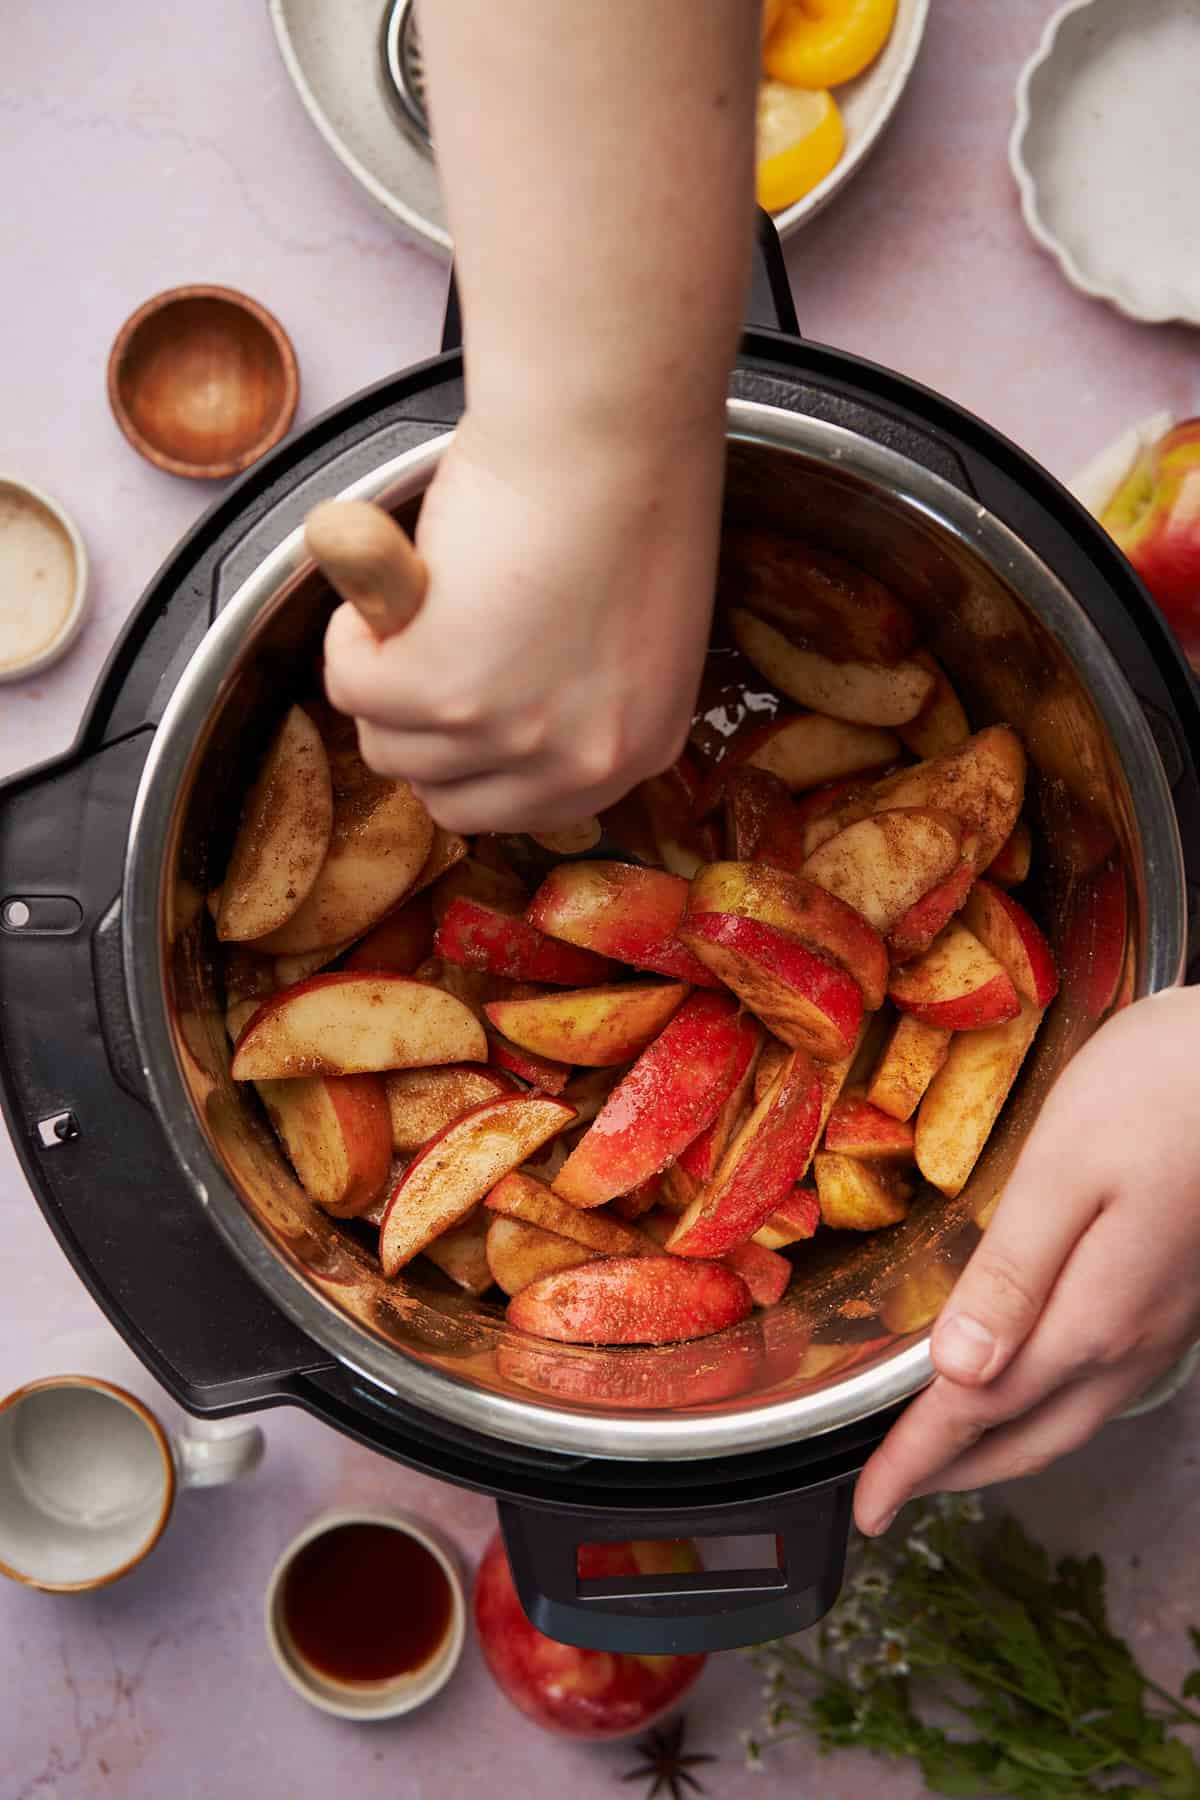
[498,1477,851,1655]
[439,210,798,357]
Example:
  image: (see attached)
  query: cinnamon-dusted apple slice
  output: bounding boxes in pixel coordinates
[231,973,487,1080]
[507,1256,752,1345]
[985,819,1033,888]
[887,860,976,964]
[871,726,1026,874]
[430,854,528,925]
[688,861,889,1010]
[679,913,863,1061]
[675,1026,762,1185]
[703,714,900,814]
[753,1037,791,1105]
[795,777,876,858]
[724,1239,793,1307]
[667,1049,824,1258]
[723,767,808,872]
[342,890,435,975]
[1061,858,1127,1020]
[896,652,970,759]
[486,1216,599,1297]
[888,920,1020,1031]
[379,1093,575,1274]
[814,1153,912,1231]
[217,707,333,944]
[484,981,689,1068]
[553,993,759,1207]
[256,1071,392,1218]
[435,897,615,987]
[527,862,721,987]
[962,880,1060,1007]
[497,1321,764,1410]
[802,808,963,937]
[486,1171,652,1256]
[420,1206,493,1296]
[752,1185,820,1249]
[866,1015,952,1121]
[225,997,264,1045]
[824,1089,915,1163]
[732,609,936,727]
[223,946,276,1009]
[408,827,469,896]
[273,943,352,987]
[385,1063,517,1153]
[610,1175,663,1221]
[485,1029,572,1095]
[719,529,917,664]
[915,997,1045,1197]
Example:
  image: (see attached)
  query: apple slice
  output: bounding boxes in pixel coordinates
[795,778,877,858]
[527,862,721,987]
[887,860,976,964]
[385,1063,517,1153]
[485,1028,572,1095]
[962,880,1059,1007]
[753,1037,792,1105]
[483,981,689,1068]
[752,1185,820,1249]
[724,1239,793,1307]
[824,1089,915,1162]
[687,861,889,1010]
[814,1153,912,1231]
[216,706,334,944]
[896,653,970,759]
[435,897,615,987]
[486,1216,599,1297]
[703,714,900,814]
[802,808,963,936]
[719,529,917,663]
[431,855,528,925]
[1062,858,1127,1020]
[610,1175,663,1221]
[507,1255,752,1345]
[865,1015,952,1121]
[342,890,435,975]
[985,819,1032,888]
[676,1027,762,1183]
[486,1171,652,1256]
[553,993,759,1207]
[379,1093,575,1274]
[888,920,1021,1031]
[223,946,276,1009]
[723,767,808,872]
[681,913,863,1061]
[273,943,350,987]
[497,1321,764,1409]
[256,1071,391,1217]
[732,609,936,727]
[409,827,469,895]
[915,997,1045,1196]
[231,973,487,1080]
[638,755,722,878]
[226,996,265,1044]
[871,726,1027,874]
[667,1048,824,1257]
[560,1066,625,1126]
[420,1206,493,1295]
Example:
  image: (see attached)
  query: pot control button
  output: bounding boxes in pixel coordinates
[35,1110,80,1147]
[1136,697,1185,790]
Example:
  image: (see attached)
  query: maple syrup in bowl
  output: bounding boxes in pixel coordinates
[265,1509,464,1718]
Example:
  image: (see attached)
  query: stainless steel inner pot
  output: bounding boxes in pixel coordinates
[123,400,1186,1463]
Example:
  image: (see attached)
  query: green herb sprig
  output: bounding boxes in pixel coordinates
[746,1494,1200,1797]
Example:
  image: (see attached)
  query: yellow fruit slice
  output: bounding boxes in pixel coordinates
[762,0,789,43]
[756,83,845,213]
[764,0,897,90]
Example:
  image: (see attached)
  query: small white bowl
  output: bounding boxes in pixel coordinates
[1011,0,1200,326]
[264,1508,465,1721]
[0,476,89,682]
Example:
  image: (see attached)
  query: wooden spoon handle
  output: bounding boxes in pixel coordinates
[305,497,600,854]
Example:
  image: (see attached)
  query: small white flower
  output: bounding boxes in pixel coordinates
[852,1567,891,1598]
[907,1535,944,1571]
[847,1658,875,1692]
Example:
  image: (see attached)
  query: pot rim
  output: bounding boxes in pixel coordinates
[122,400,1186,1462]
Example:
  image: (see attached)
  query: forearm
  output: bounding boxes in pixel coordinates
[420,0,759,460]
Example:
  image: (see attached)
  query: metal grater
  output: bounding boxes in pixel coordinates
[381,0,433,154]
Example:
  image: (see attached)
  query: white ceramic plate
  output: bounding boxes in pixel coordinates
[1011,0,1200,326]
[270,0,929,260]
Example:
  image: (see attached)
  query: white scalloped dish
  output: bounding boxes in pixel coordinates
[1011,0,1200,327]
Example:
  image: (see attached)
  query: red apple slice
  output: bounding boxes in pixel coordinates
[342,890,435,975]
[795,778,877,858]
[667,1048,824,1257]
[961,880,1059,1007]
[723,767,809,871]
[824,1089,915,1162]
[915,997,1045,1196]
[486,1215,599,1296]
[896,653,970,759]
[507,1255,752,1345]
[719,529,917,663]
[496,1322,764,1410]
[702,714,900,814]
[802,808,963,936]
[552,993,759,1208]
[435,897,615,987]
[486,1171,652,1256]
[687,860,889,1010]
[865,1015,952,1121]
[431,854,529,925]
[679,912,863,1062]
[677,1028,762,1183]
[732,609,936,727]
[871,726,1027,874]
[814,1153,912,1231]
[724,1239,793,1307]
[527,862,721,987]
[216,706,333,943]
[887,860,976,963]
[985,819,1032,888]
[752,1038,792,1106]
[421,1206,493,1295]
[385,1063,517,1153]
[484,981,689,1068]
[225,997,264,1044]
[485,1028,572,1095]
[379,1093,575,1274]
[1061,858,1127,1020]
[888,920,1021,1031]
[256,1070,391,1218]
[610,1175,663,1221]
[231,973,487,1079]
[752,1185,821,1249]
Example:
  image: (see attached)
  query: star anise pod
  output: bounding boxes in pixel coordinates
[620,1715,716,1799]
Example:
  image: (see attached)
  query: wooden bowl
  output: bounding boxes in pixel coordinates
[107,286,300,480]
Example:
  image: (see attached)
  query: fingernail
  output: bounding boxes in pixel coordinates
[936,1312,997,1379]
[867,1508,898,1538]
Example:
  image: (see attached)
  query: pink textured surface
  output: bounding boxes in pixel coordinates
[3,1,1200,1796]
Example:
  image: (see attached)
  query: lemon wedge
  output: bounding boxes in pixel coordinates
[756,83,845,213]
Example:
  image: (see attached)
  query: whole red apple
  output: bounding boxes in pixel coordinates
[1101,418,1200,668]
[472,1531,706,1738]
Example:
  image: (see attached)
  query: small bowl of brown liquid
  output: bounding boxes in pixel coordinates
[265,1509,465,1719]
